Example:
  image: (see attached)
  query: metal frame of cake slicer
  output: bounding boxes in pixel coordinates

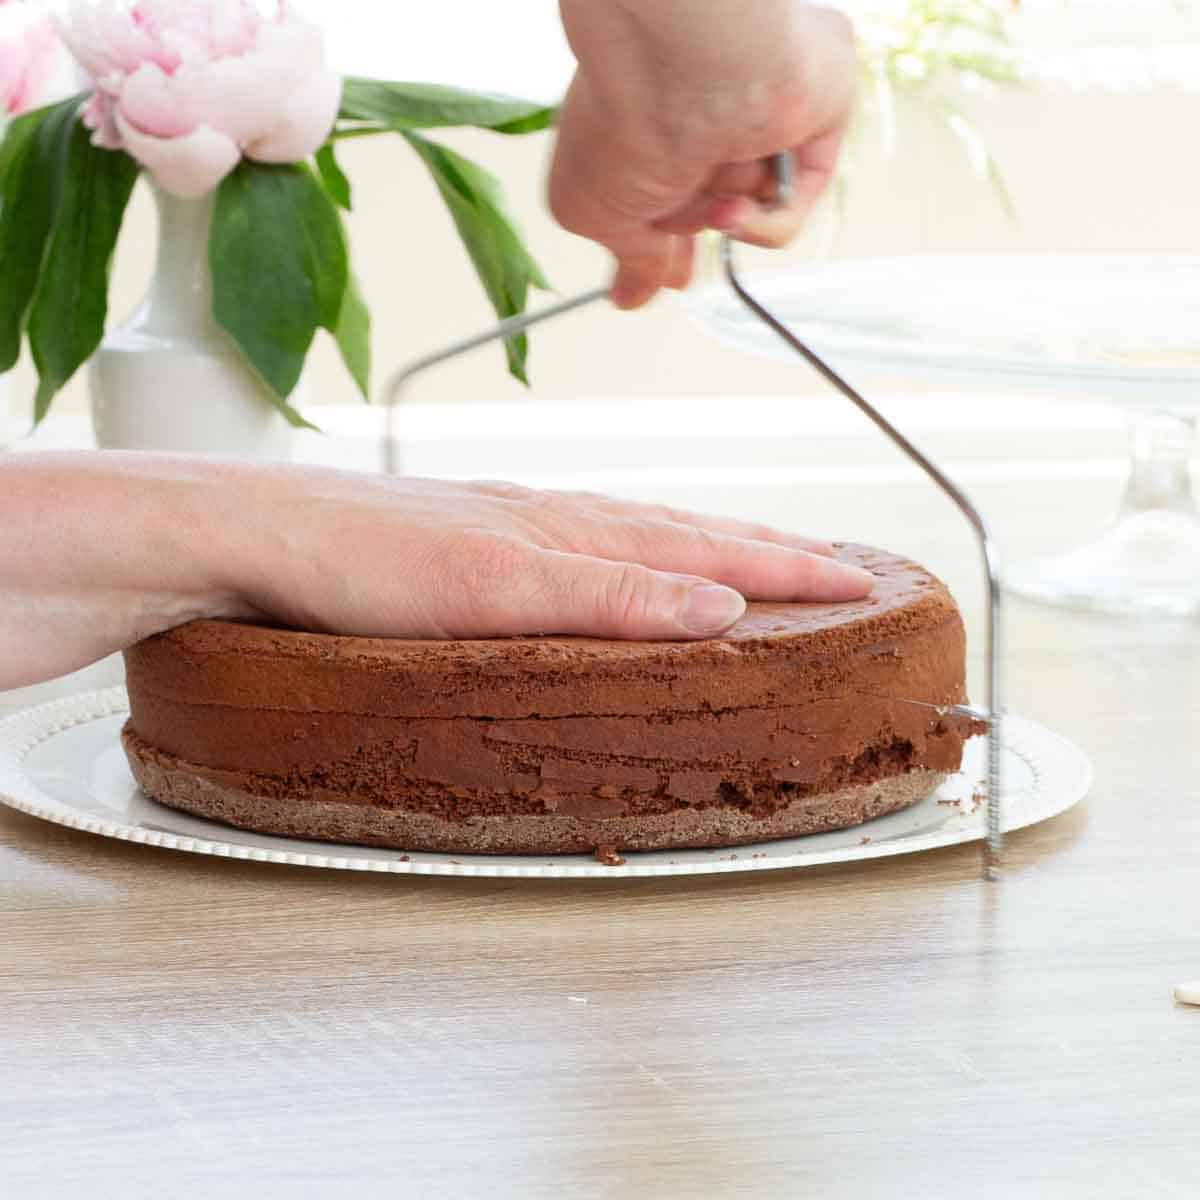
[380,161,1006,880]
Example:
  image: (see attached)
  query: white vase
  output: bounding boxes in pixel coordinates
[89,184,296,458]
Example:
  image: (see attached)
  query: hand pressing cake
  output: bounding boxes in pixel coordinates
[120,545,981,855]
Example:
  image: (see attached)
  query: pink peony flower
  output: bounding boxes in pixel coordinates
[59,0,341,196]
[0,15,65,116]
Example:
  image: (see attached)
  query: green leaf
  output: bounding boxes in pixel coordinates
[315,141,352,210]
[210,161,348,422]
[401,130,550,383]
[339,78,555,135]
[334,268,371,399]
[26,115,139,422]
[0,96,86,373]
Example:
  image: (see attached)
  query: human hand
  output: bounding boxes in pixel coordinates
[549,0,857,308]
[0,455,874,689]
[242,470,875,640]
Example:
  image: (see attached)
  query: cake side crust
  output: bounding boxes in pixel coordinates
[122,725,945,855]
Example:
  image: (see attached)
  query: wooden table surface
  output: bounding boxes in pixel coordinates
[2,439,1199,1198]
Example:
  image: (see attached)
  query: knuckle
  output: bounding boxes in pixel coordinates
[685,524,727,559]
[542,489,591,519]
[747,523,782,544]
[551,145,682,233]
[623,515,680,557]
[560,488,612,509]
[606,173,682,223]
[443,534,530,614]
[602,561,656,626]
[472,534,531,586]
[654,503,701,527]
[473,479,537,502]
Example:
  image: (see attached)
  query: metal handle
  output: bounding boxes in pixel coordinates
[379,286,608,475]
[379,152,798,471]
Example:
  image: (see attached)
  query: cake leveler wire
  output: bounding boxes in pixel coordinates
[381,154,1006,879]
[722,156,1005,878]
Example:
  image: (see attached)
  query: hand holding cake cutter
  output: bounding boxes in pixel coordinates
[381,155,1006,878]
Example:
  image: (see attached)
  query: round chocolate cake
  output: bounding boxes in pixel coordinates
[120,545,979,855]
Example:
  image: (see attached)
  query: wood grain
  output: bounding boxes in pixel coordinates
[3,481,1200,1199]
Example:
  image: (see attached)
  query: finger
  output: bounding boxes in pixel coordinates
[665,235,696,291]
[651,161,769,236]
[439,541,748,640]
[708,159,773,197]
[610,233,685,309]
[548,491,836,556]
[652,194,745,236]
[731,122,849,248]
[728,198,810,250]
[548,517,874,602]
[610,258,664,310]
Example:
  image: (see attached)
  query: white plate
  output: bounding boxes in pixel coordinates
[0,688,1090,879]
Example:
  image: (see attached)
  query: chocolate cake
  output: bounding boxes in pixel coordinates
[120,545,980,855]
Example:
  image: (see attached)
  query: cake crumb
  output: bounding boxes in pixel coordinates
[859,836,872,845]
[593,845,626,867]
[398,854,410,862]
[1174,981,1200,1006]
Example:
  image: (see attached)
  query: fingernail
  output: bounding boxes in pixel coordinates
[679,584,746,635]
[825,562,876,597]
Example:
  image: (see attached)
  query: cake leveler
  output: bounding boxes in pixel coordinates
[381,155,1006,879]
[856,695,993,725]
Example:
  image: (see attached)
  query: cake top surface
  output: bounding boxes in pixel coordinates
[149,544,955,668]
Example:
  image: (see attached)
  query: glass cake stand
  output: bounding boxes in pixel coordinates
[689,254,1200,617]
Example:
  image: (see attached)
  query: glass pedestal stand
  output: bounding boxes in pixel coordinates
[1005,408,1200,615]
[688,255,1200,617]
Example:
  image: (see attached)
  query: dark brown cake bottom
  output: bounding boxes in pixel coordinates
[123,725,944,855]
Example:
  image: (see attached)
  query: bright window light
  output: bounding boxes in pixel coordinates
[295,0,575,100]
